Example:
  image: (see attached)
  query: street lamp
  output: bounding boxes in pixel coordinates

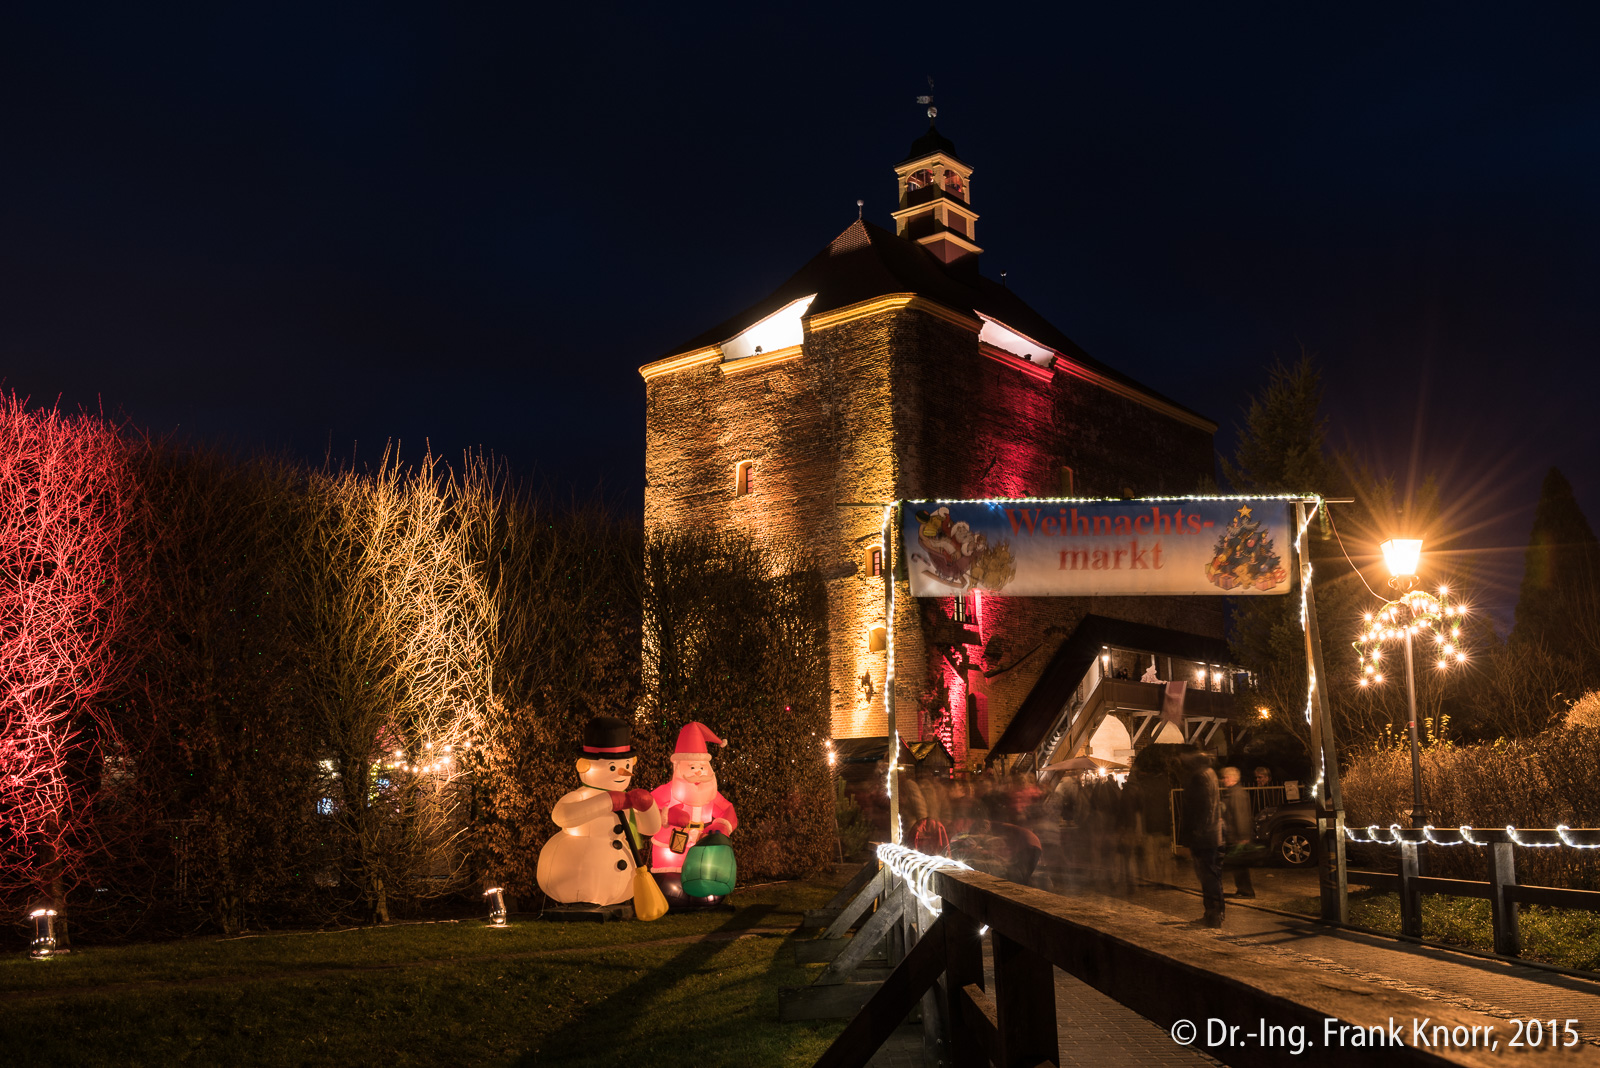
[1380,537,1427,830]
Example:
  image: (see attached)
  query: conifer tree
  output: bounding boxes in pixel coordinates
[1223,355,1337,741]
[1510,467,1600,685]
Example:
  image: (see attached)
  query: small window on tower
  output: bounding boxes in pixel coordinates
[868,546,883,577]
[907,168,936,191]
[868,623,887,653]
[952,594,978,627]
[735,461,755,497]
[943,170,965,198]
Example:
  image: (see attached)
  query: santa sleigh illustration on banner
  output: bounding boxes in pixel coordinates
[910,507,1016,592]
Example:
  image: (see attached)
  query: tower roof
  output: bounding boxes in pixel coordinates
[651,218,1213,429]
[899,124,964,167]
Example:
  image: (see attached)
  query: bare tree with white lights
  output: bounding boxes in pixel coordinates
[291,450,493,922]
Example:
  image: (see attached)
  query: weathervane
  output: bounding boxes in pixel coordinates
[916,76,936,123]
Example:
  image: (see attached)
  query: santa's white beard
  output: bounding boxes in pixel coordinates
[671,778,716,807]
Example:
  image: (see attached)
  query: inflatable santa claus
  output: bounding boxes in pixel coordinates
[650,721,738,905]
[536,715,662,907]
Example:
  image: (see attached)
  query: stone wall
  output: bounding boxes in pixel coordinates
[643,299,1223,763]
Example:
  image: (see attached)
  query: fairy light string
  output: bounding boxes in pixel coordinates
[877,843,973,916]
[1294,499,1327,802]
[1344,824,1600,849]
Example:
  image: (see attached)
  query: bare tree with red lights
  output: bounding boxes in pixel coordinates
[0,396,143,914]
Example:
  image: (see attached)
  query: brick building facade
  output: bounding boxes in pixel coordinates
[641,123,1234,771]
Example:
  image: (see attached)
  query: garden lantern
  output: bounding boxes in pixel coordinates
[484,887,507,927]
[1379,538,1423,588]
[680,832,737,898]
[29,908,57,958]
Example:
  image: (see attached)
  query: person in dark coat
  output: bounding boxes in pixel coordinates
[1220,766,1256,899]
[1178,751,1225,927]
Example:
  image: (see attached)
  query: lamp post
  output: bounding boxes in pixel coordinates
[1380,537,1427,830]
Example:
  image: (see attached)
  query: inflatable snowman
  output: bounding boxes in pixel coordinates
[650,721,738,905]
[536,715,662,906]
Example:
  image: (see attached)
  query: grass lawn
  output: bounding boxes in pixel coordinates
[1283,889,1600,973]
[0,875,854,1067]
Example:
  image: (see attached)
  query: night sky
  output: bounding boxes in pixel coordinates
[3,7,1597,620]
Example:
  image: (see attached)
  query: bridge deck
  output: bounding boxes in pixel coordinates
[864,863,1599,1066]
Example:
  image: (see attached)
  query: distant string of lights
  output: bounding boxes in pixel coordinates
[1345,824,1600,849]
[374,740,467,776]
[897,493,1319,506]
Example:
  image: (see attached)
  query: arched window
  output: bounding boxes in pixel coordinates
[943,169,965,198]
[868,623,887,653]
[906,168,936,192]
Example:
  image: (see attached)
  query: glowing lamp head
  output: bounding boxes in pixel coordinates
[29,908,58,958]
[1380,538,1424,580]
[484,887,508,927]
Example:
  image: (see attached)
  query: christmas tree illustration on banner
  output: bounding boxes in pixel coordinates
[1205,504,1286,591]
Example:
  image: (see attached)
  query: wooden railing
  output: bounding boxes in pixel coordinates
[813,859,1527,1068]
[1345,826,1600,956]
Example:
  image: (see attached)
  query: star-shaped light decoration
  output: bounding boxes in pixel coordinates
[1353,585,1468,686]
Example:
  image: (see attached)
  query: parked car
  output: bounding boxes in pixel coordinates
[1253,799,1318,867]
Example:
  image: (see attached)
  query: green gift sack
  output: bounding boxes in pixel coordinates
[681,831,737,897]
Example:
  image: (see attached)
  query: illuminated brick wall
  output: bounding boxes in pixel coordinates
[644,302,1221,760]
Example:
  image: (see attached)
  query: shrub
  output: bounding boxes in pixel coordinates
[1341,737,1600,890]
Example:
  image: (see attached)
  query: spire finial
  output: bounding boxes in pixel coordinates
[856,198,864,220]
[916,76,936,124]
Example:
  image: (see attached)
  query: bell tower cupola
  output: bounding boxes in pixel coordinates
[892,94,981,265]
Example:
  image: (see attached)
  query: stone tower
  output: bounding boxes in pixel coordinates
[642,119,1227,766]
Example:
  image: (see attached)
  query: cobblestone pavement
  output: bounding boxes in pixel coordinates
[863,1025,927,1068]
[1050,966,1225,1067]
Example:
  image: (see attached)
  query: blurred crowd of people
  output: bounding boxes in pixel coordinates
[868,754,1281,920]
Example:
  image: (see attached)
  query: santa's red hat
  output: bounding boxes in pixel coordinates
[671,721,726,762]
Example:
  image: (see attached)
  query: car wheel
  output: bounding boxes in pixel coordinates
[1273,827,1316,867]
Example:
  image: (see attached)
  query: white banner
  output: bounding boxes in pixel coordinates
[902,498,1295,597]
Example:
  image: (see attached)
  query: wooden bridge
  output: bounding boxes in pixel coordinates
[796,854,1599,1068]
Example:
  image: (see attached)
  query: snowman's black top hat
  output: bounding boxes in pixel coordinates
[579,715,635,759]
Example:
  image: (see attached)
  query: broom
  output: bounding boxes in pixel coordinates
[626,810,668,921]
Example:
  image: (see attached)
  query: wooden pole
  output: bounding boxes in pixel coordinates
[1296,500,1348,924]
[883,504,900,845]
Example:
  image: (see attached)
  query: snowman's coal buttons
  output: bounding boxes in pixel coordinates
[615,859,627,871]
[611,839,623,850]
[613,823,624,835]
